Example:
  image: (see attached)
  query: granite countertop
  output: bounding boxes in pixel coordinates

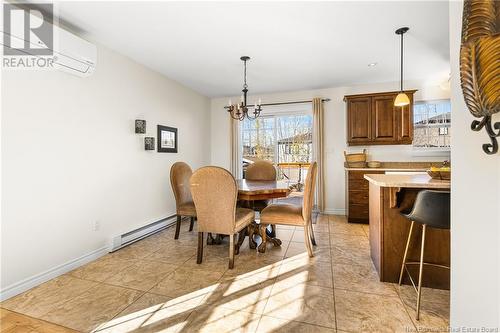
[345,167,429,171]
[364,173,451,189]
[344,161,445,172]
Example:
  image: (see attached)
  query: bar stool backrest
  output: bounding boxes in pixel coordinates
[405,190,450,229]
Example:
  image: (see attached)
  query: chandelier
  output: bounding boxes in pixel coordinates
[226,56,262,121]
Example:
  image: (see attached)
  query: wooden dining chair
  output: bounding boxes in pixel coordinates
[190,166,255,269]
[260,162,318,257]
[170,162,197,239]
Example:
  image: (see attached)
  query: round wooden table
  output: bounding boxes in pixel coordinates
[235,180,290,253]
[236,179,290,201]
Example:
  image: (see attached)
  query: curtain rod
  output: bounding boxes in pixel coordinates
[224,98,331,109]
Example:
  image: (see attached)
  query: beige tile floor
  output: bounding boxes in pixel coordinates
[0,215,450,332]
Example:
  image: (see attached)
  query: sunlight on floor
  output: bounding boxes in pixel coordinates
[1,215,448,332]
[94,255,310,333]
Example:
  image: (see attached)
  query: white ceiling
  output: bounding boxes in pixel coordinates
[56,1,450,98]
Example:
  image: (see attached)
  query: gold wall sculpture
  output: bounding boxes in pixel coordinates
[460,0,500,154]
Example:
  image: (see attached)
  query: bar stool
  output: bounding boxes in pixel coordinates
[398,190,450,320]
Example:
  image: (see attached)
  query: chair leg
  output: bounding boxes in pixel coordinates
[304,226,314,257]
[174,215,182,239]
[416,224,427,321]
[309,223,317,246]
[197,232,204,264]
[189,216,195,231]
[399,221,415,285]
[229,234,235,269]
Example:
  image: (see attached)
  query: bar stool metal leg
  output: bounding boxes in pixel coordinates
[399,221,415,285]
[416,224,427,320]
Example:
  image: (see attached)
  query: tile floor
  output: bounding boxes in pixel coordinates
[0,215,450,332]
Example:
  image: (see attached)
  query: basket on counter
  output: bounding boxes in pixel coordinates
[427,169,451,180]
[344,149,367,168]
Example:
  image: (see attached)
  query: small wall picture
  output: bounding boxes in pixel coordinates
[157,125,178,153]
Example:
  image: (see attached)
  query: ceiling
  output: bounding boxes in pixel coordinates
[56,1,450,98]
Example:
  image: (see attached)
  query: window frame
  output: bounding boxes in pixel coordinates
[412,99,451,156]
[239,107,313,169]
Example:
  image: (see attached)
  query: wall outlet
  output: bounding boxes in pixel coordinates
[93,221,101,232]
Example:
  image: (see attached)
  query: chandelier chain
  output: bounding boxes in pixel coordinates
[243,59,248,89]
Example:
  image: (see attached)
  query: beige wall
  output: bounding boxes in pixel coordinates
[1,43,211,295]
[448,1,500,327]
[211,80,451,214]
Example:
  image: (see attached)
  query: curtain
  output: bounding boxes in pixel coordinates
[230,117,241,178]
[312,98,325,212]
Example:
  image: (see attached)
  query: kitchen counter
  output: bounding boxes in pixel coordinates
[344,161,444,172]
[366,173,450,289]
[345,167,428,171]
[364,173,450,189]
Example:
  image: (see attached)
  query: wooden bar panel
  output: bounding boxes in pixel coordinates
[369,183,450,290]
[369,183,382,275]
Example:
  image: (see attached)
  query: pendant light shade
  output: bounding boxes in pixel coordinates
[395,27,410,107]
[394,92,410,107]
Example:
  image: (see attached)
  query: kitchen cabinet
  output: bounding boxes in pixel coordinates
[345,90,416,146]
[346,170,384,223]
[347,97,371,143]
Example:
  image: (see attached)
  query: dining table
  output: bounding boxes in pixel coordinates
[235,179,290,253]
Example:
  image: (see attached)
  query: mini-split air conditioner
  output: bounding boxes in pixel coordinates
[1,9,97,77]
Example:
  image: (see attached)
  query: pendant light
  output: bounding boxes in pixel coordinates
[394,27,410,107]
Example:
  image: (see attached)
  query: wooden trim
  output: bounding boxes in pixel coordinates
[389,187,401,208]
[348,141,412,146]
[344,90,418,101]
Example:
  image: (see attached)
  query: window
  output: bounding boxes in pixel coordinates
[439,127,448,136]
[241,113,313,186]
[413,100,451,149]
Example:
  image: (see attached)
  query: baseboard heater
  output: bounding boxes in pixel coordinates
[110,214,178,252]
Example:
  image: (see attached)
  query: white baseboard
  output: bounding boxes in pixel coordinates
[110,214,177,252]
[0,246,108,301]
[322,208,346,215]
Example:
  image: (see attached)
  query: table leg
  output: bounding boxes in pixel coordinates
[207,233,225,245]
[267,224,276,238]
[248,224,258,249]
[207,233,215,245]
[258,224,268,253]
[235,228,246,255]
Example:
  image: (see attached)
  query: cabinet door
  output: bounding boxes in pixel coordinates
[347,97,371,144]
[372,95,397,143]
[397,93,414,143]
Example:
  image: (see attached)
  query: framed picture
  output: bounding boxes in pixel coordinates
[157,125,178,153]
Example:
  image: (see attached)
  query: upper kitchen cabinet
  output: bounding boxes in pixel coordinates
[345,90,416,146]
[347,97,372,143]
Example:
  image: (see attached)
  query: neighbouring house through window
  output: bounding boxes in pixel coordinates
[241,113,313,191]
[413,99,451,149]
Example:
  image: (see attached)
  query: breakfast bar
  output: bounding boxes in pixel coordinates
[364,173,451,289]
